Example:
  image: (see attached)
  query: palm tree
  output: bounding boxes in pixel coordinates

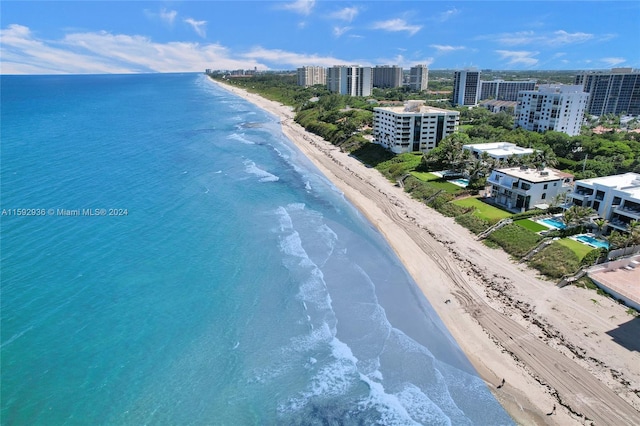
[626,220,640,247]
[592,218,608,236]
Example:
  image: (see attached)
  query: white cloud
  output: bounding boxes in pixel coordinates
[279,0,316,16]
[333,26,352,37]
[160,9,178,26]
[439,8,459,22]
[430,44,465,54]
[144,8,178,26]
[371,19,421,36]
[375,54,433,69]
[601,57,626,67]
[330,7,359,22]
[241,46,357,68]
[184,18,207,38]
[495,50,539,67]
[0,24,265,74]
[482,30,594,46]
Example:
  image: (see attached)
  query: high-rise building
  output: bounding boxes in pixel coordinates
[452,69,481,106]
[479,80,537,102]
[373,101,459,154]
[326,65,373,97]
[297,66,326,87]
[373,65,403,89]
[575,68,640,116]
[515,85,589,136]
[409,65,429,91]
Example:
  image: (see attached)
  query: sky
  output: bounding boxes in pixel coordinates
[1,1,639,74]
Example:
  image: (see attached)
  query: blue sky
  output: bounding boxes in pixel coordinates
[1,1,639,74]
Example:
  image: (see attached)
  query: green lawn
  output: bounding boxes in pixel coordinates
[409,172,462,193]
[410,171,440,181]
[557,238,597,260]
[515,219,548,233]
[452,197,512,221]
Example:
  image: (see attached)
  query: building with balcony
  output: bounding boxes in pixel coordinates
[566,173,640,232]
[575,68,640,116]
[514,84,589,136]
[486,166,574,212]
[297,66,326,87]
[479,79,537,102]
[373,101,459,154]
[409,65,429,91]
[326,65,373,97]
[452,69,481,106]
[373,65,403,89]
[462,142,536,162]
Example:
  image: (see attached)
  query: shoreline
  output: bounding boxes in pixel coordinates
[209,77,640,425]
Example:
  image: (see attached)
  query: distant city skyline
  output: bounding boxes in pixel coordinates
[1,0,639,75]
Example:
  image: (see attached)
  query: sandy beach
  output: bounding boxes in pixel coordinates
[211,78,640,425]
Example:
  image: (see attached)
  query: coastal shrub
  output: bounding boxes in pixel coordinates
[436,201,468,218]
[403,177,440,201]
[376,153,423,180]
[350,143,394,167]
[580,248,606,266]
[529,242,580,278]
[488,223,542,258]
[510,209,546,221]
[455,213,491,235]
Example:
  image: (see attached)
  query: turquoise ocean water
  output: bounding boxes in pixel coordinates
[1,73,512,425]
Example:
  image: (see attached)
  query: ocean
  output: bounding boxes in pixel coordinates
[0,73,512,425]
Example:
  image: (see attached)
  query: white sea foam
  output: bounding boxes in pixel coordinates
[243,159,279,182]
[228,132,255,145]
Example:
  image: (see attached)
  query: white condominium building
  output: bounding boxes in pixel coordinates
[409,65,429,91]
[373,102,459,154]
[575,68,640,116]
[487,166,574,212]
[515,85,589,136]
[326,65,373,97]
[462,142,536,161]
[297,66,326,87]
[373,65,403,89]
[452,69,481,106]
[479,80,537,102]
[567,173,640,232]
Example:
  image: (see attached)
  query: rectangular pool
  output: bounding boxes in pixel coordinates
[537,217,567,230]
[575,234,609,249]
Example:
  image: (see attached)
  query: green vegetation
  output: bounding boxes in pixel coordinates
[452,197,512,221]
[529,242,581,278]
[487,223,542,258]
[205,72,640,281]
[514,219,548,233]
[557,238,598,260]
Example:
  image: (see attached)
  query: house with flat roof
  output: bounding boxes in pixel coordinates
[566,173,640,232]
[463,142,535,162]
[486,166,574,212]
[373,102,459,154]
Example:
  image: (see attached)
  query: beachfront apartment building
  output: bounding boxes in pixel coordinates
[452,69,481,106]
[479,80,537,102]
[575,68,640,116]
[514,84,589,136]
[326,65,373,97]
[566,173,640,232]
[409,65,429,91]
[297,66,326,87]
[486,166,574,212]
[373,102,459,154]
[373,65,403,89]
[462,142,536,162]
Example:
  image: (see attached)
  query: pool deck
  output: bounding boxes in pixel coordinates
[588,255,640,311]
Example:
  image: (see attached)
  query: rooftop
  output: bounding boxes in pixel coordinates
[588,255,640,311]
[577,173,640,199]
[463,142,535,157]
[374,102,458,115]
[494,166,574,183]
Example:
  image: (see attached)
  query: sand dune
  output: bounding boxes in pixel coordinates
[211,78,640,425]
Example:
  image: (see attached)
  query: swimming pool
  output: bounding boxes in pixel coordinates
[537,217,567,230]
[449,178,469,187]
[575,234,609,249]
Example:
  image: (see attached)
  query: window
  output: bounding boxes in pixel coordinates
[541,193,546,200]
[543,184,548,189]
